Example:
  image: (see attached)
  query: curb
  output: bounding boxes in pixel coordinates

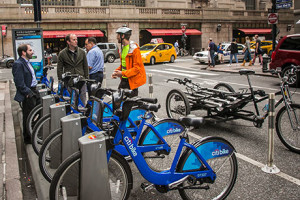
[3,80,23,200]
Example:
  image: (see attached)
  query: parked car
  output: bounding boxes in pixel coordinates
[0,55,14,68]
[193,43,255,64]
[140,43,177,65]
[269,34,300,87]
[250,40,273,56]
[96,43,120,63]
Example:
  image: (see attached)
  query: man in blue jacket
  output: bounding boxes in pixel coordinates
[12,44,40,144]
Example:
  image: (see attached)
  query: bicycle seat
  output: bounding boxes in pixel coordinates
[239,69,255,76]
[178,115,204,127]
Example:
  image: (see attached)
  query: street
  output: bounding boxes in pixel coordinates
[2,56,300,199]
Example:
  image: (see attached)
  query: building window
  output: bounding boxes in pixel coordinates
[243,0,255,10]
[17,0,75,6]
[100,0,145,7]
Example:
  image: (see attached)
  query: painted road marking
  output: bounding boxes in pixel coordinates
[165,68,219,76]
[187,131,300,186]
[148,69,198,78]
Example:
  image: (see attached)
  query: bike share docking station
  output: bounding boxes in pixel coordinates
[78,132,111,200]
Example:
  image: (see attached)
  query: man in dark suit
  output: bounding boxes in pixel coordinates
[12,44,40,144]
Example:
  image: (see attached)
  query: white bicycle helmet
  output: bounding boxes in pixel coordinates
[116,27,132,36]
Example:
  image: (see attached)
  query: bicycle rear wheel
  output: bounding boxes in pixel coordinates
[177,137,238,200]
[31,114,51,155]
[139,118,187,172]
[166,89,191,119]
[276,104,300,154]
[49,151,132,200]
[26,104,42,137]
[39,129,62,182]
[213,83,235,93]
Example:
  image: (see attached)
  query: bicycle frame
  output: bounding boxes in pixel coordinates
[108,116,219,186]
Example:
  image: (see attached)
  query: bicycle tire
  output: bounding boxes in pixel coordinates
[275,104,300,154]
[166,89,191,119]
[49,151,133,200]
[31,113,51,155]
[177,137,238,200]
[138,118,187,172]
[213,83,235,93]
[39,128,63,182]
[26,104,43,137]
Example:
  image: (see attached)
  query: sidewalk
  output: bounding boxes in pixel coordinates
[0,80,23,200]
[200,62,276,77]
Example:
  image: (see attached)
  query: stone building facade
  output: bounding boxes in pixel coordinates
[0,0,296,57]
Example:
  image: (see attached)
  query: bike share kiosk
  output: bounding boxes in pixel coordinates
[78,98,111,200]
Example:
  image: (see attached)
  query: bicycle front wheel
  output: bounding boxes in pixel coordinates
[166,89,190,119]
[276,104,300,154]
[26,104,42,137]
[31,114,51,155]
[177,137,238,200]
[49,151,133,200]
[139,118,187,172]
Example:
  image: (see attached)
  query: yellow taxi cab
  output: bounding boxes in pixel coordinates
[250,40,273,56]
[140,43,177,65]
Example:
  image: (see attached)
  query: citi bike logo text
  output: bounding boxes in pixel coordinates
[167,127,182,134]
[124,136,137,157]
[212,149,229,156]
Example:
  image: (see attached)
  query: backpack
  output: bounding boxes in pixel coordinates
[214,43,218,52]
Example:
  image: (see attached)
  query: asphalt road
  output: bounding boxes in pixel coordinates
[2,57,300,199]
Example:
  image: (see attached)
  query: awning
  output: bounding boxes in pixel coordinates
[146,29,202,36]
[43,30,104,38]
[238,29,272,34]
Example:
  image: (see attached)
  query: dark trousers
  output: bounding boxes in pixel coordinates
[88,71,103,97]
[21,88,41,140]
[118,78,138,98]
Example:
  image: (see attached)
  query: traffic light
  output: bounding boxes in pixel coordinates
[33,0,42,22]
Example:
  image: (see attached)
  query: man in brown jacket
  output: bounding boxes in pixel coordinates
[57,33,89,104]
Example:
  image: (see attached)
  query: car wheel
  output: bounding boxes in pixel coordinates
[6,60,14,68]
[150,57,155,65]
[107,55,115,63]
[282,66,299,87]
[169,55,175,63]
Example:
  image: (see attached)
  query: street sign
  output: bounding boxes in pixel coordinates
[268,13,278,24]
[181,23,187,33]
[276,2,292,9]
[276,0,291,3]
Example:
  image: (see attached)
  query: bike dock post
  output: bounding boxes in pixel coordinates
[48,102,68,168]
[149,73,153,98]
[78,131,111,200]
[262,93,280,174]
[41,95,56,140]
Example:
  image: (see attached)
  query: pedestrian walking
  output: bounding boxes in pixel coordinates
[217,43,225,64]
[12,44,41,144]
[228,38,238,66]
[84,37,104,96]
[57,33,89,105]
[111,26,146,97]
[241,36,252,66]
[174,40,179,55]
[252,34,263,66]
[208,38,216,67]
[45,44,52,66]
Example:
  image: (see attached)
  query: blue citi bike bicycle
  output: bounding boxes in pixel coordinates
[49,89,238,200]
[39,89,186,183]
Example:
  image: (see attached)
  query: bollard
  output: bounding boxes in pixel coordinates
[261,93,280,174]
[148,73,153,98]
[262,54,269,72]
[102,66,106,88]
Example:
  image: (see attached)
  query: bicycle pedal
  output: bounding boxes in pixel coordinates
[141,182,154,192]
